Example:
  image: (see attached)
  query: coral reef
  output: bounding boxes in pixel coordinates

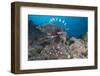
[28,22,88,60]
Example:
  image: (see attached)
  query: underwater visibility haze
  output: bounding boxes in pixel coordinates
[28,15,88,38]
[28,15,88,60]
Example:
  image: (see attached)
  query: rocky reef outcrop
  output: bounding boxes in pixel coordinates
[28,22,88,60]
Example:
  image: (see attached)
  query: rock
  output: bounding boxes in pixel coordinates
[69,37,87,58]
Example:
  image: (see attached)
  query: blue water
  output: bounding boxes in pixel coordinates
[28,15,88,38]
